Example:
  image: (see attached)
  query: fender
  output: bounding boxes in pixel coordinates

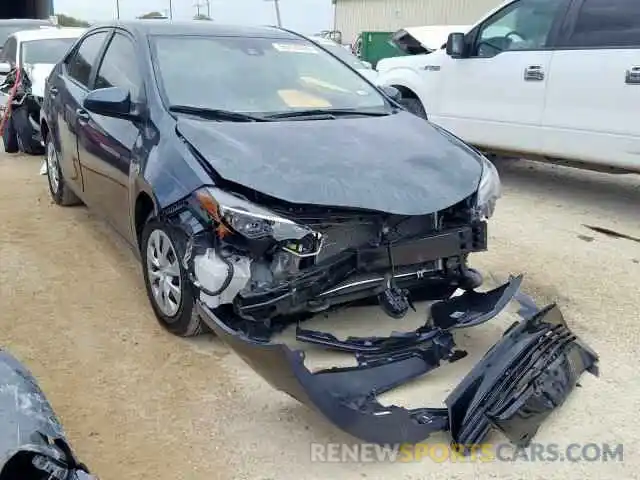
[376,66,433,115]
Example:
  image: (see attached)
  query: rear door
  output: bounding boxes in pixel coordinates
[51,30,110,196]
[431,0,571,154]
[541,0,640,170]
[76,30,144,241]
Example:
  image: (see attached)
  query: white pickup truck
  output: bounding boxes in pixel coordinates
[376,0,640,173]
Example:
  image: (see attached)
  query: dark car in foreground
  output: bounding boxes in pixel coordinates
[40,20,598,448]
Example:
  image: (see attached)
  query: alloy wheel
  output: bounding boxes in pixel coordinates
[46,140,60,194]
[146,229,183,318]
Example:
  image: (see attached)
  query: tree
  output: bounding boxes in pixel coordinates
[193,14,213,20]
[137,11,167,19]
[55,14,90,27]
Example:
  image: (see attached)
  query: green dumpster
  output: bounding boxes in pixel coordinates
[353,31,408,68]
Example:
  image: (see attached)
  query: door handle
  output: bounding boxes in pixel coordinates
[625,67,640,85]
[524,65,544,81]
[75,108,90,122]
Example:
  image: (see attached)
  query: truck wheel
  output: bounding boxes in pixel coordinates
[400,98,427,120]
[141,218,209,337]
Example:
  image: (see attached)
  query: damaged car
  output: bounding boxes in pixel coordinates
[0,27,84,154]
[41,20,599,447]
[0,349,96,479]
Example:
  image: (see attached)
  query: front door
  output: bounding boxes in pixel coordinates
[431,0,570,154]
[54,30,111,195]
[76,31,144,242]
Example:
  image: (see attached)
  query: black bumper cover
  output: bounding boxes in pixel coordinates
[198,275,599,447]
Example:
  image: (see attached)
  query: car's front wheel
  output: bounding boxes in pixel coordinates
[141,219,208,337]
[46,134,81,206]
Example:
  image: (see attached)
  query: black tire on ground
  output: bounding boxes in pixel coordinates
[400,97,427,119]
[2,116,19,153]
[46,133,82,206]
[141,218,209,337]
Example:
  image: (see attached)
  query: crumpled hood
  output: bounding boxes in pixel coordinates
[177,111,482,215]
[391,25,470,54]
[23,63,55,97]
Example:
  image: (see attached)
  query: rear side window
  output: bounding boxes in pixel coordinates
[65,31,109,87]
[563,0,640,48]
[94,33,143,101]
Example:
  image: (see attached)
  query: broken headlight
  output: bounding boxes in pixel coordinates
[474,155,501,219]
[194,187,322,256]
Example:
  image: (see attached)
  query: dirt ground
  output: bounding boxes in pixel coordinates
[0,152,638,479]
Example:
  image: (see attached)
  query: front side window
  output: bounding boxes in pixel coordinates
[474,0,565,56]
[94,33,143,101]
[151,35,388,115]
[563,0,640,48]
[65,31,109,88]
[20,38,78,66]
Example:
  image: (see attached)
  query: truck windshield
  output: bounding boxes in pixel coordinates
[21,38,77,65]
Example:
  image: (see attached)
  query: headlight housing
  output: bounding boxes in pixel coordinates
[193,187,322,257]
[474,155,501,220]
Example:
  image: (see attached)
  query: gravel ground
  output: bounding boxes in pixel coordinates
[0,153,638,479]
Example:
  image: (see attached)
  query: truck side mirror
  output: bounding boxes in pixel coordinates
[446,33,466,59]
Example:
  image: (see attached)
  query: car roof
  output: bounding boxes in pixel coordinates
[12,27,86,42]
[89,20,299,40]
[0,19,52,25]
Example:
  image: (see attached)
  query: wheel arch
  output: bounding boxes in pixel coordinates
[377,69,430,112]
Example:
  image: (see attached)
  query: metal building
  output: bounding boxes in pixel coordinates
[333,0,504,45]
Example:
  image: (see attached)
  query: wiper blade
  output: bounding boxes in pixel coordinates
[169,105,270,122]
[265,108,390,119]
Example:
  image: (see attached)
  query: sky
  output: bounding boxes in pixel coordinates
[53,0,335,35]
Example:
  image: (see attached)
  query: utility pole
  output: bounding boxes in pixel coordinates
[115,0,120,19]
[194,0,210,17]
[265,0,282,27]
[168,0,173,19]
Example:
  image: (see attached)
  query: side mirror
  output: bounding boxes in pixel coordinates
[446,32,466,58]
[0,62,11,75]
[83,87,138,120]
[380,85,401,102]
[361,60,373,69]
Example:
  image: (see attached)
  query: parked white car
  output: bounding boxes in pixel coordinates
[309,35,379,83]
[376,0,640,173]
[0,27,85,98]
[0,27,84,156]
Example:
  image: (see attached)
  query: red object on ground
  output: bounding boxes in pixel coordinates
[0,68,22,136]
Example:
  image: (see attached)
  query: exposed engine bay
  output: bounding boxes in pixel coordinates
[153,181,599,449]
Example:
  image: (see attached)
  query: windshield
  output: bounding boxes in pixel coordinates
[312,38,368,69]
[151,35,388,115]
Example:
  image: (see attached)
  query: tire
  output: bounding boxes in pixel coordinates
[45,133,81,206]
[2,117,19,153]
[141,218,208,337]
[400,97,427,120]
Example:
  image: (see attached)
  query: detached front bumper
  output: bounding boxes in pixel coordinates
[197,276,599,447]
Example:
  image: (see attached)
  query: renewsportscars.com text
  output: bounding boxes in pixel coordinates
[310,442,624,463]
